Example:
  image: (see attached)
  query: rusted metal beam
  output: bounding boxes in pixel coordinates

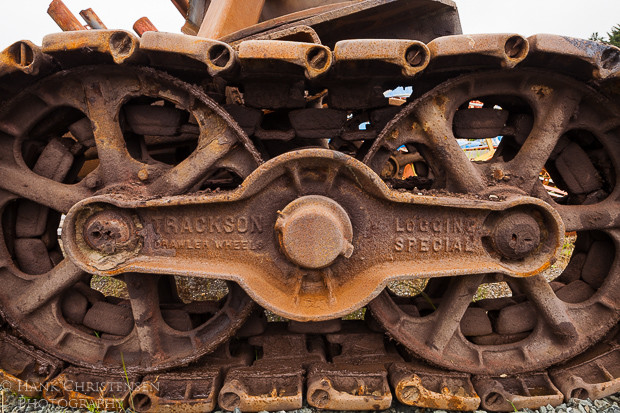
[42,30,141,65]
[198,0,266,39]
[140,32,237,76]
[238,40,332,79]
[133,17,159,37]
[47,0,85,31]
[79,8,107,30]
[334,39,430,77]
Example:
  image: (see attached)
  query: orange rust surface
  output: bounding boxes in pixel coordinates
[42,30,140,65]
[238,40,332,79]
[47,0,85,31]
[43,374,128,411]
[0,369,42,398]
[395,377,480,411]
[133,17,159,36]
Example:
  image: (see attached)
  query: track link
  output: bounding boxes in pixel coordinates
[0,322,619,411]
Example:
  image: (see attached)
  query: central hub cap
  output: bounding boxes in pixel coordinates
[275,195,354,269]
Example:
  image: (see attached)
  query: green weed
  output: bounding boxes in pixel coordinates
[86,401,101,413]
[121,352,134,412]
[507,398,518,412]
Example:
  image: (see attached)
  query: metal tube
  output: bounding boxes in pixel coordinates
[198,0,265,39]
[133,17,159,37]
[79,8,108,30]
[47,0,85,31]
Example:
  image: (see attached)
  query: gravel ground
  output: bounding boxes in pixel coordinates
[1,386,619,413]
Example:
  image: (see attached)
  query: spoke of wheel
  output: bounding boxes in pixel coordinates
[82,80,139,185]
[15,259,86,314]
[425,274,485,352]
[556,202,620,232]
[516,275,578,341]
[531,179,557,204]
[506,87,582,187]
[413,101,486,193]
[0,162,91,213]
[124,274,166,359]
[148,130,237,196]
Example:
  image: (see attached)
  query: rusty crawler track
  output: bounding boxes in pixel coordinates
[0,3,620,411]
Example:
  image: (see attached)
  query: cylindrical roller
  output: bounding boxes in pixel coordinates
[140,31,238,76]
[334,39,430,77]
[428,33,529,69]
[0,41,54,76]
[47,0,85,31]
[42,30,140,65]
[528,34,620,80]
[238,40,333,79]
[133,17,158,37]
[79,8,107,30]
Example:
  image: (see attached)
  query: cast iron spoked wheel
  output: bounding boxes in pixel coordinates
[365,69,620,375]
[0,65,259,372]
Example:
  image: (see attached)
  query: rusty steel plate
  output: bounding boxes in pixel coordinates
[62,149,563,321]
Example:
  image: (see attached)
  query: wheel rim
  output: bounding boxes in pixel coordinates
[0,66,258,372]
[366,69,620,374]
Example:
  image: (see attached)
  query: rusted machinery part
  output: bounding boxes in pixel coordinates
[42,30,142,66]
[61,150,565,321]
[79,8,108,30]
[47,0,86,32]
[366,68,620,375]
[0,30,617,104]
[0,65,258,372]
[238,40,332,79]
[133,17,159,37]
[220,0,463,48]
[0,40,55,81]
[0,27,618,412]
[0,321,618,412]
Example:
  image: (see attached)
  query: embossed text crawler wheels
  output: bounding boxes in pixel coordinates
[0,65,258,372]
[367,69,620,375]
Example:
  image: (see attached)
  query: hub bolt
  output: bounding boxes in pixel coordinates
[493,212,541,260]
[83,210,134,254]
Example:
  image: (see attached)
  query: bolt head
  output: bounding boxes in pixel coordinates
[83,210,134,254]
[138,168,149,181]
[493,212,541,260]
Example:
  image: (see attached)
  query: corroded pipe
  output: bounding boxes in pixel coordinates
[133,17,159,37]
[79,8,108,30]
[47,0,85,31]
